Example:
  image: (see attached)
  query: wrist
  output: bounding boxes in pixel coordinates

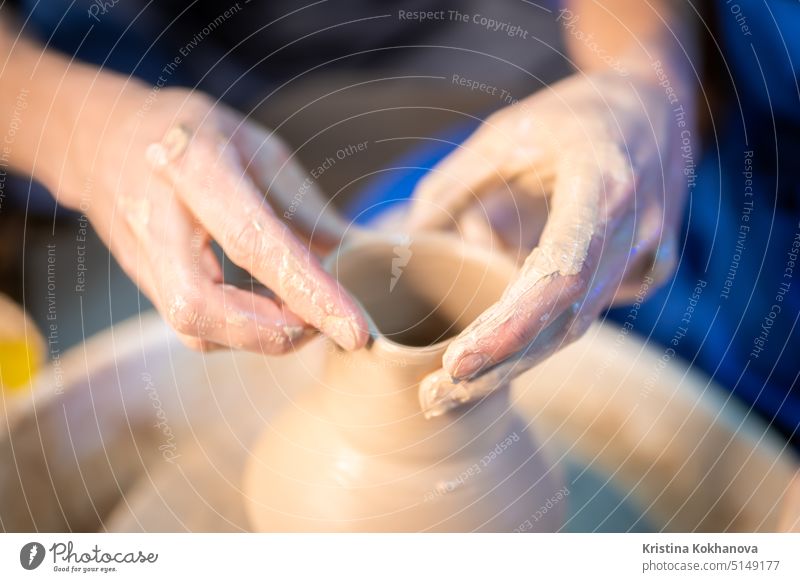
[55,68,147,208]
[40,64,142,209]
[3,38,145,209]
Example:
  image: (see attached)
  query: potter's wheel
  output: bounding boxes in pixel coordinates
[1,312,797,532]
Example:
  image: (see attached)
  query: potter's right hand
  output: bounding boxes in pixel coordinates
[56,83,369,353]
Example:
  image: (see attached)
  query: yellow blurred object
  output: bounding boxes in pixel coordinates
[0,340,41,391]
[0,294,44,392]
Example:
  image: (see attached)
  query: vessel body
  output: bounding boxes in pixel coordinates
[244,235,564,532]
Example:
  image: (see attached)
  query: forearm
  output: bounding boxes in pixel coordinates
[0,14,136,205]
[560,0,698,92]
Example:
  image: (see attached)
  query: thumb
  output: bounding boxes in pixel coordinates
[406,117,538,231]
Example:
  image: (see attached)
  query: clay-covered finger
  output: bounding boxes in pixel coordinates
[143,191,318,354]
[420,309,575,418]
[144,123,369,351]
[441,267,589,381]
[155,281,315,355]
[229,118,351,250]
[114,242,231,354]
[440,147,631,380]
[406,116,550,231]
[406,123,514,231]
[420,255,621,419]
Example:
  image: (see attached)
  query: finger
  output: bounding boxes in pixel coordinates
[613,234,677,303]
[228,116,351,250]
[141,276,230,353]
[142,187,317,354]
[457,202,496,249]
[458,175,552,256]
[145,123,369,351]
[406,118,548,231]
[106,190,237,353]
[133,248,251,354]
[441,146,632,380]
[113,235,231,354]
[611,187,677,303]
[420,231,628,419]
[420,309,574,418]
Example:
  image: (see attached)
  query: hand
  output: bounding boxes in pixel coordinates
[409,71,693,417]
[58,84,368,352]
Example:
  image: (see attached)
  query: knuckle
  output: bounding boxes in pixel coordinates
[188,91,215,110]
[223,220,268,267]
[483,108,510,130]
[224,220,292,280]
[474,113,510,145]
[413,172,440,198]
[165,88,214,112]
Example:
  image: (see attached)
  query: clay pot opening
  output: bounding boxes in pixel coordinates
[329,235,513,348]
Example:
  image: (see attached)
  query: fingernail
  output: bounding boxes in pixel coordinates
[325,316,363,351]
[450,352,490,380]
[282,325,307,342]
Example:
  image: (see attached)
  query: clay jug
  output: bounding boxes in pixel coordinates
[244,233,564,532]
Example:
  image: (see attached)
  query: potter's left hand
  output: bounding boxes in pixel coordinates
[410,71,695,418]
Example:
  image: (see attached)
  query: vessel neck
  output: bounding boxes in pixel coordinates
[320,337,513,458]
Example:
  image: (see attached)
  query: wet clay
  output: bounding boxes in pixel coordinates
[243,234,564,532]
